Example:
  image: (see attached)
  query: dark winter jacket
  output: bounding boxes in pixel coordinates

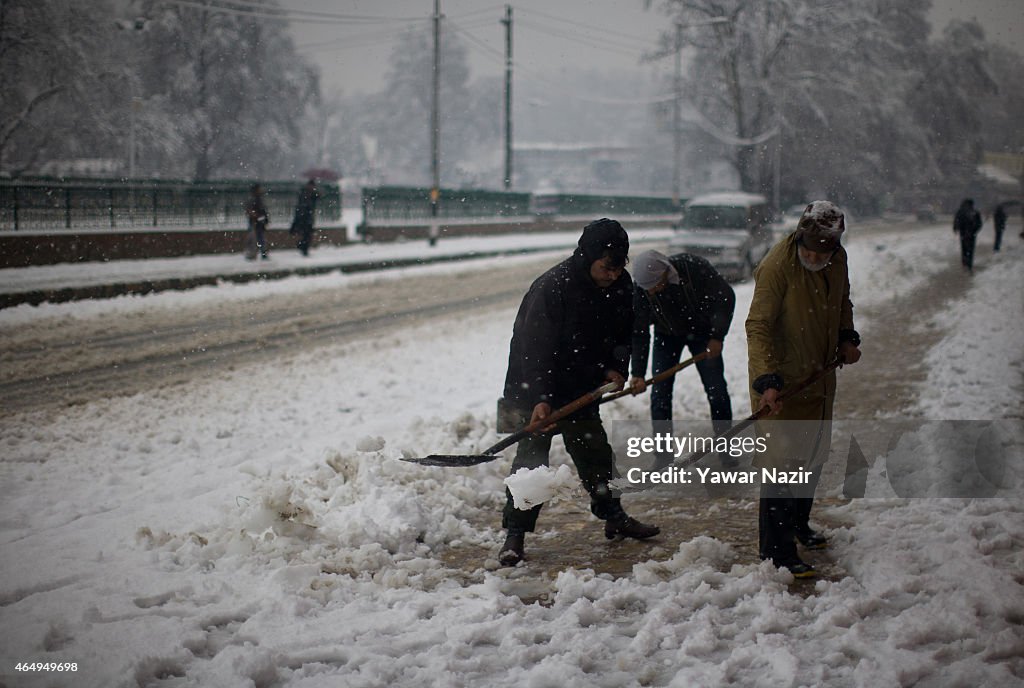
[994,204,1007,231]
[246,195,269,231]
[953,203,982,236]
[630,253,735,377]
[291,184,319,233]
[503,251,633,411]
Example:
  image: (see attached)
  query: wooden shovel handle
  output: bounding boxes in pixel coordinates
[482,381,621,457]
[676,358,842,468]
[601,350,712,404]
[522,380,620,434]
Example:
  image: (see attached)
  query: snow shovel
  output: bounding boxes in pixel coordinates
[402,351,713,467]
[672,358,844,470]
[402,381,621,467]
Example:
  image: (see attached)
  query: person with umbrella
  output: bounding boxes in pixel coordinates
[290,178,320,256]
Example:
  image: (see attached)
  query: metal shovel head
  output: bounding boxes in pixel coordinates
[402,453,498,467]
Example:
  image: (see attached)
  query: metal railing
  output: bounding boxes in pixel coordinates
[360,186,681,225]
[0,177,341,231]
[361,186,532,223]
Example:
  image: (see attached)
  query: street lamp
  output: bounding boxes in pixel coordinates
[115,17,148,181]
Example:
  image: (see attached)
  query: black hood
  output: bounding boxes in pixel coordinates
[574,218,629,267]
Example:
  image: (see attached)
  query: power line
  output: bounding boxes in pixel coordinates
[447,19,506,64]
[296,23,423,52]
[219,0,422,21]
[159,0,425,24]
[516,18,647,59]
[452,4,507,22]
[516,5,660,47]
[448,17,670,106]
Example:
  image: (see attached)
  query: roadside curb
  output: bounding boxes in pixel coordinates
[0,243,582,309]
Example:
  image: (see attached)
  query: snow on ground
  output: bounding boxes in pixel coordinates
[0,222,1022,687]
[0,228,673,295]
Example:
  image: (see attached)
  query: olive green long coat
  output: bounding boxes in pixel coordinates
[745,232,856,470]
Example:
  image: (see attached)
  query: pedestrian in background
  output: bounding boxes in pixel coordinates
[953,198,983,272]
[992,203,1007,252]
[746,201,861,578]
[245,183,270,261]
[496,218,660,567]
[628,249,735,468]
[290,178,320,256]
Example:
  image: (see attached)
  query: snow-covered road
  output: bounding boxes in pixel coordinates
[0,219,1021,687]
[0,251,565,413]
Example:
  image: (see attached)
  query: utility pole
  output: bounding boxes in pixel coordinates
[672,21,682,208]
[429,0,442,246]
[501,5,513,190]
[773,129,781,211]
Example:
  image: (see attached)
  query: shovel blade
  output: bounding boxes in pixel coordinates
[401,454,498,467]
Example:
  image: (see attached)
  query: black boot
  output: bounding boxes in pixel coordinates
[762,552,816,578]
[605,514,660,540]
[759,493,815,578]
[498,529,525,566]
[795,527,829,550]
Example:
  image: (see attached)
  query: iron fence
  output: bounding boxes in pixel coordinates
[0,177,341,231]
[361,186,532,223]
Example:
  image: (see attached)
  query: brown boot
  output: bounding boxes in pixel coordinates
[605,515,660,540]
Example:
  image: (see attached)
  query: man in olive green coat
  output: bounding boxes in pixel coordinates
[745,200,861,578]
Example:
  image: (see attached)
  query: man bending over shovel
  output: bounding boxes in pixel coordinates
[497,218,660,567]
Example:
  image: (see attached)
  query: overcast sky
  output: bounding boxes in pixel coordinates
[281,0,1023,96]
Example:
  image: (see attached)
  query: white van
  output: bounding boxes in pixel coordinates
[668,192,774,281]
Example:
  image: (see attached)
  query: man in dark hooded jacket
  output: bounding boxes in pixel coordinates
[498,218,660,566]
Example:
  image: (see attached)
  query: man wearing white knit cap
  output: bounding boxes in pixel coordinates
[629,249,736,469]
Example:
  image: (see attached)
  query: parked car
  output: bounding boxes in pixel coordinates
[668,192,775,281]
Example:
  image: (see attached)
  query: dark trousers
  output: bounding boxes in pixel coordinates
[246,225,268,258]
[295,224,314,255]
[502,417,623,532]
[960,231,977,269]
[650,331,732,433]
[759,484,799,562]
[758,485,820,560]
[994,223,1005,251]
[758,425,825,560]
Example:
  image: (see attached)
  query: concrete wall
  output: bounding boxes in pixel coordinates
[1,216,678,267]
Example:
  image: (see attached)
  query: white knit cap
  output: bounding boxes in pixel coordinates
[632,250,680,290]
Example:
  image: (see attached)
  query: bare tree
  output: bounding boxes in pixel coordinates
[132,0,320,180]
[0,0,121,176]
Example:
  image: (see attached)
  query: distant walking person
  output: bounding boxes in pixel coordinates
[290,179,320,256]
[245,183,270,261]
[992,203,1007,252]
[953,198,982,272]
